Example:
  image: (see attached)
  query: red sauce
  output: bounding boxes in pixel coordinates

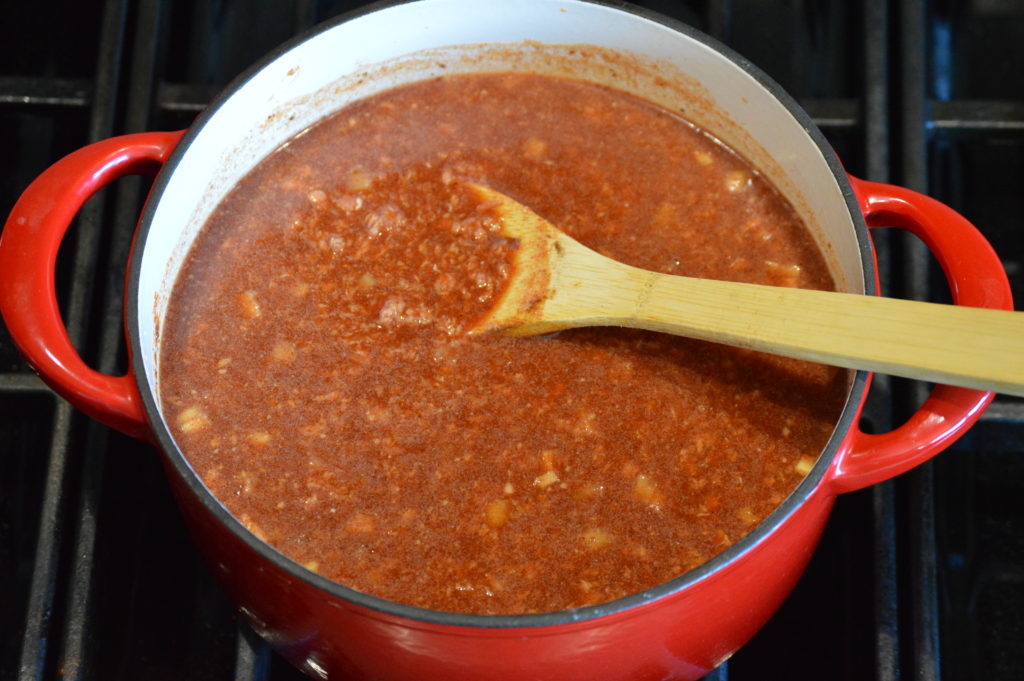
[161,73,848,615]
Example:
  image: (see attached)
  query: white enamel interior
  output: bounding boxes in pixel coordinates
[136,0,864,414]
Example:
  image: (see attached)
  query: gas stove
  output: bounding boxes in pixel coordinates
[2,1,1022,679]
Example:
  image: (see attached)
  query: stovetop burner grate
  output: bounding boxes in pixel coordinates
[2,1,1022,680]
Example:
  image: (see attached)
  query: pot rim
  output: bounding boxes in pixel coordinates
[127,0,874,630]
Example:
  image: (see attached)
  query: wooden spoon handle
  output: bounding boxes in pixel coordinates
[595,266,1024,396]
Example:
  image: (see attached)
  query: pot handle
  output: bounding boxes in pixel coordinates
[0,131,185,442]
[827,176,1014,493]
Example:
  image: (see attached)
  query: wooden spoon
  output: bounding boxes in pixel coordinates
[468,184,1024,397]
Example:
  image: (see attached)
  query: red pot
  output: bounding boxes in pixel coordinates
[0,1,1012,679]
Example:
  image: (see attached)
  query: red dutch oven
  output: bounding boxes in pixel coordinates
[0,1,1013,679]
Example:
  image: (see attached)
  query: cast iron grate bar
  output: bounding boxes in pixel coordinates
[702,664,727,681]
[15,397,69,681]
[861,1,900,680]
[926,2,1024,678]
[0,77,91,108]
[981,402,1024,421]
[13,0,131,674]
[236,623,273,681]
[0,374,48,393]
[800,99,860,129]
[900,1,950,680]
[50,1,133,679]
[932,100,1024,131]
[157,81,220,112]
[705,0,732,45]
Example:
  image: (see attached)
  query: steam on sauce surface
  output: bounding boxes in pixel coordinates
[160,73,848,615]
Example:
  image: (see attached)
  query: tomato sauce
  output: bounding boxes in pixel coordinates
[160,73,849,614]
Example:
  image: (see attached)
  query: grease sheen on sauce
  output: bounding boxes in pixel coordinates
[161,73,849,615]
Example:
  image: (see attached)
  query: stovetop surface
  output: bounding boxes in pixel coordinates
[1,1,1022,680]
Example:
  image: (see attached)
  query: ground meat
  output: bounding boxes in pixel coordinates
[160,72,848,615]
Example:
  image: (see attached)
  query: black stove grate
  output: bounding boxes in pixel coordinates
[1,1,1022,680]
